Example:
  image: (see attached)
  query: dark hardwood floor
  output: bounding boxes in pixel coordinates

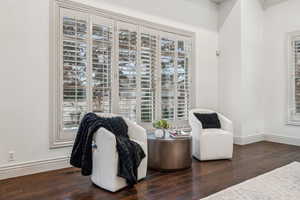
[1,141,300,200]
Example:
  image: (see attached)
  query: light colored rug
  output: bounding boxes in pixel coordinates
[202,162,300,200]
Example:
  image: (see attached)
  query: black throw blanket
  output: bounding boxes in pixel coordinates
[70,112,146,186]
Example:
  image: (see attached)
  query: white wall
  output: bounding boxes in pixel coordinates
[218,0,264,139]
[263,0,300,139]
[0,0,219,169]
[90,0,218,31]
[241,0,264,137]
[219,0,300,143]
[218,0,243,136]
[0,0,71,167]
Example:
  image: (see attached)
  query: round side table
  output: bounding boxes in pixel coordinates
[147,133,192,171]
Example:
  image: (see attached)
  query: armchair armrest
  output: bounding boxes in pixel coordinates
[217,113,233,133]
[189,110,203,130]
[124,119,147,143]
[94,127,116,147]
[131,139,147,156]
[92,128,118,183]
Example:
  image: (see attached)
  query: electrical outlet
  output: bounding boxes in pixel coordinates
[8,151,15,162]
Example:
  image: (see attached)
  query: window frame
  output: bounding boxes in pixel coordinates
[49,0,196,148]
[287,31,300,125]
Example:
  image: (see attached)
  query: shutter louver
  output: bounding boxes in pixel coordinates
[177,40,191,120]
[140,30,157,123]
[62,10,88,130]
[118,23,138,121]
[160,37,176,120]
[91,18,113,113]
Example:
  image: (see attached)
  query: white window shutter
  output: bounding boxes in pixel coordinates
[139,28,158,123]
[117,22,138,121]
[61,8,89,132]
[294,40,300,114]
[160,35,176,121]
[176,39,191,121]
[90,16,114,114]
[51,1,194,148]
[288,33,300,125]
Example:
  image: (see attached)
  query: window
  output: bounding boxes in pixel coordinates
[50,0,195,148]
[288,32,300,125]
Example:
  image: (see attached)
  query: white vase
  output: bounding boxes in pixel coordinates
[155,129,164,138]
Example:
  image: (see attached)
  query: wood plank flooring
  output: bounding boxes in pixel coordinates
[1,141,300,200]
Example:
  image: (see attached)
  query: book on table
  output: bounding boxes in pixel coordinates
[169,130,191,138]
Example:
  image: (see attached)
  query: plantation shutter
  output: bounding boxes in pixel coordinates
[293,39,300,114]
[288,37,300,123]
[140,28,158,123]
[59,12,192,129]
[176,39,192,121]
[287,34,300,125]
[53,3,194,148]
[91,16,114,113]
[160,35,176,121]
[60,8,89,132]
[117,22,138,121]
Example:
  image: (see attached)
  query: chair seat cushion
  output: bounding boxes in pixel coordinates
[193,113,221,129]
[198,129,233,160]
[202,128,231,135]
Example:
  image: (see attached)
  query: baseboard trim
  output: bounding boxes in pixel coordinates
[234,133,300,147]
[0,156,70,180]
[264,134,300,146]
[234,134,265,145]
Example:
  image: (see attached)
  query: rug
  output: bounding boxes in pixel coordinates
[202,162,300,200]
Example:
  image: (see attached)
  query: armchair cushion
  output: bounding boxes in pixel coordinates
[193,113,221,129]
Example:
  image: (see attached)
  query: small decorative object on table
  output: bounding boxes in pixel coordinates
[153,120,170,138]
[169,129,191,139]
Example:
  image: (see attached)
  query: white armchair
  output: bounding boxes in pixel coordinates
[189,109,233,161]
[91,113,147,192]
